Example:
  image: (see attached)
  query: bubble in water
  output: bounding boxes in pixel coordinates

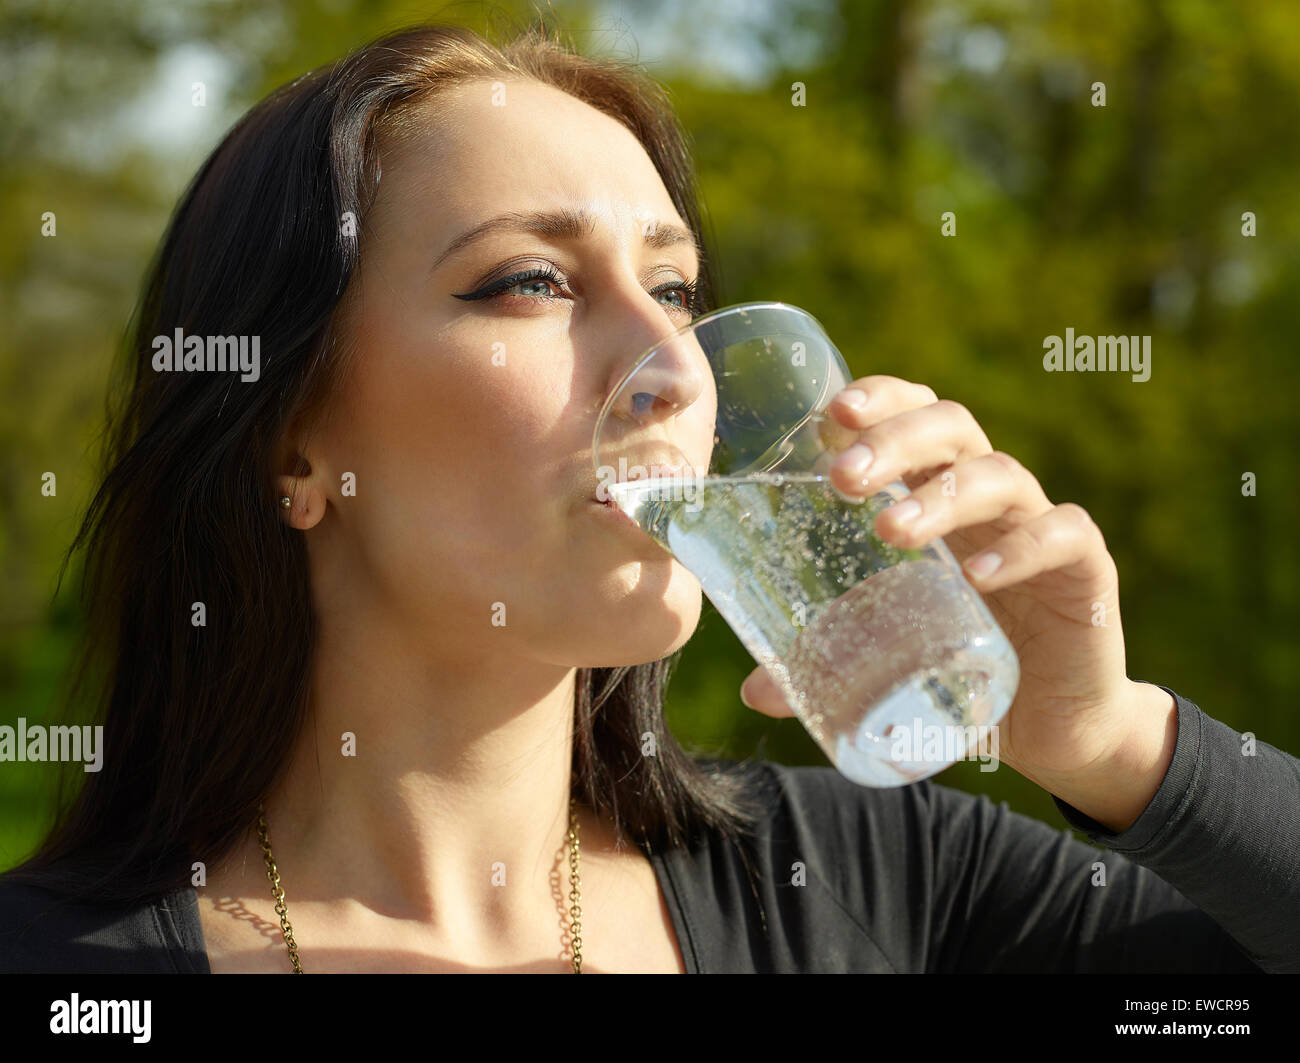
[611,472,1019,786]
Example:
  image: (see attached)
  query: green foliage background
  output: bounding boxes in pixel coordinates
[2,0,1296,868]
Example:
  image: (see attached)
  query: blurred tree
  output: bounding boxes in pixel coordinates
[2,0,1296,864]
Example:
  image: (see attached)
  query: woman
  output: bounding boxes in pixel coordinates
[0,21,1295,974]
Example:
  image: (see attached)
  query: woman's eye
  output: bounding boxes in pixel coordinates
[652,280,699,314]
[453,267,567,303]
[503,275,563,298]
[457,269,697,313]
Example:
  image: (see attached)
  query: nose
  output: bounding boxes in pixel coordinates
[604,318,707,429]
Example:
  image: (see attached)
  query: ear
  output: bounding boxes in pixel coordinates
[271,413,329,531]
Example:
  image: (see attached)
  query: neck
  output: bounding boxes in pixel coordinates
[232,599,600,951]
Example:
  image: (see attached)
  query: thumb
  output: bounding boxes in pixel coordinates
[739,665,797,718]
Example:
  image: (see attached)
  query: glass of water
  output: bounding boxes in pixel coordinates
[592,301,1019,786]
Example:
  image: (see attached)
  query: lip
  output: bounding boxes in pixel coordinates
[589,495,635,520]
[587,495,650,537]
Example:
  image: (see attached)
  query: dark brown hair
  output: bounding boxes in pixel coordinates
[1,18,768,914]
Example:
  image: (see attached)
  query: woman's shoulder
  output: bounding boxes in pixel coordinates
[0,874,198,973]
[672,756,978,971]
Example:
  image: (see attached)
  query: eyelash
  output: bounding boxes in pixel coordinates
[456,266,699,316]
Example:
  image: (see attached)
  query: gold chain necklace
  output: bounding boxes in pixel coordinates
[255,795,583,973]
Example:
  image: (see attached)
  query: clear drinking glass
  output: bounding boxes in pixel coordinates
[592,301,1019,786]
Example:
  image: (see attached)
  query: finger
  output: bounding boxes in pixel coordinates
[829,398,993,499]
[739,665,796,718]
[874,450,1052,549]
[959,501,1114,594]
[827,375,939,429]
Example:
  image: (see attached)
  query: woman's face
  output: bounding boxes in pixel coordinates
[299,77,716,667]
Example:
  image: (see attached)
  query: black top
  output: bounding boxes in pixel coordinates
[1,683,1296,973]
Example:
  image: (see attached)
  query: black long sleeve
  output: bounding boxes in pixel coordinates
[921,682,1297,971]
[657,683,1297,972]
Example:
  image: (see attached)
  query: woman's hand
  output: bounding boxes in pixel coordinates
[738,375,1178,830]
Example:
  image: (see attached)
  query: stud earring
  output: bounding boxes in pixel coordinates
[278,496,292,508]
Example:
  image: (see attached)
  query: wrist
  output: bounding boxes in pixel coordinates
[1039,681,1179,834]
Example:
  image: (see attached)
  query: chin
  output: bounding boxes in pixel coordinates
[577,562,704,666]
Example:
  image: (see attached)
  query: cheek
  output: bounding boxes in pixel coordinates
[328,330,577,585]
[345,314,562,487]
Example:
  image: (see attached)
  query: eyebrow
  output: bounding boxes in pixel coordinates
[430,207,701,272]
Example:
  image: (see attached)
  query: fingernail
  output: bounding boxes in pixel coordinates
[889,499,921,525]
[965,552,1003,579]
[835,443,874,479]
[836,388,869,411]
